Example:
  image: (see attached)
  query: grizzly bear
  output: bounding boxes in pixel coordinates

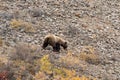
[42,34,67,52]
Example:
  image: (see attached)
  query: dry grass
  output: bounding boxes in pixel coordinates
[34,71,46,80]
[81,46,95,54]
[9,42,39,62]
[0,38,3,47]
[10,19,35,32]
[59,51,80,66]
[79,53,99,64]
[79,46,100,64]
[0,56,8,66]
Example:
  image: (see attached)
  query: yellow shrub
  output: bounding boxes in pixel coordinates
[63,68,76,78]
[53,68,93,80]
[34,55,96,80]
[38,55,53,74]
[63,76,89,80]
[53,68,76,79]
[53,68,65,77]
[60,74,93,80]
[16,76,21,80]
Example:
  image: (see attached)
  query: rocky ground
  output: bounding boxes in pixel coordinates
[0,0,120,80]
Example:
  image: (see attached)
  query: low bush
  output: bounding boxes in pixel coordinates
[10,19,35,32]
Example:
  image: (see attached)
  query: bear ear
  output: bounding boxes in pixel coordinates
[63,42,68,50]
[65,42,67,45]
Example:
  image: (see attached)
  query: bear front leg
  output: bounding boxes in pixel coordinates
[53,43,60,52]
[42,42,48,49]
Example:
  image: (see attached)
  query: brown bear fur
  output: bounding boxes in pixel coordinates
[42,34,67,52]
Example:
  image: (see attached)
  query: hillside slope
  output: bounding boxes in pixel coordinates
[0,0,120,80]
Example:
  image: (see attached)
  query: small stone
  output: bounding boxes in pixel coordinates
[117,36,120,44]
